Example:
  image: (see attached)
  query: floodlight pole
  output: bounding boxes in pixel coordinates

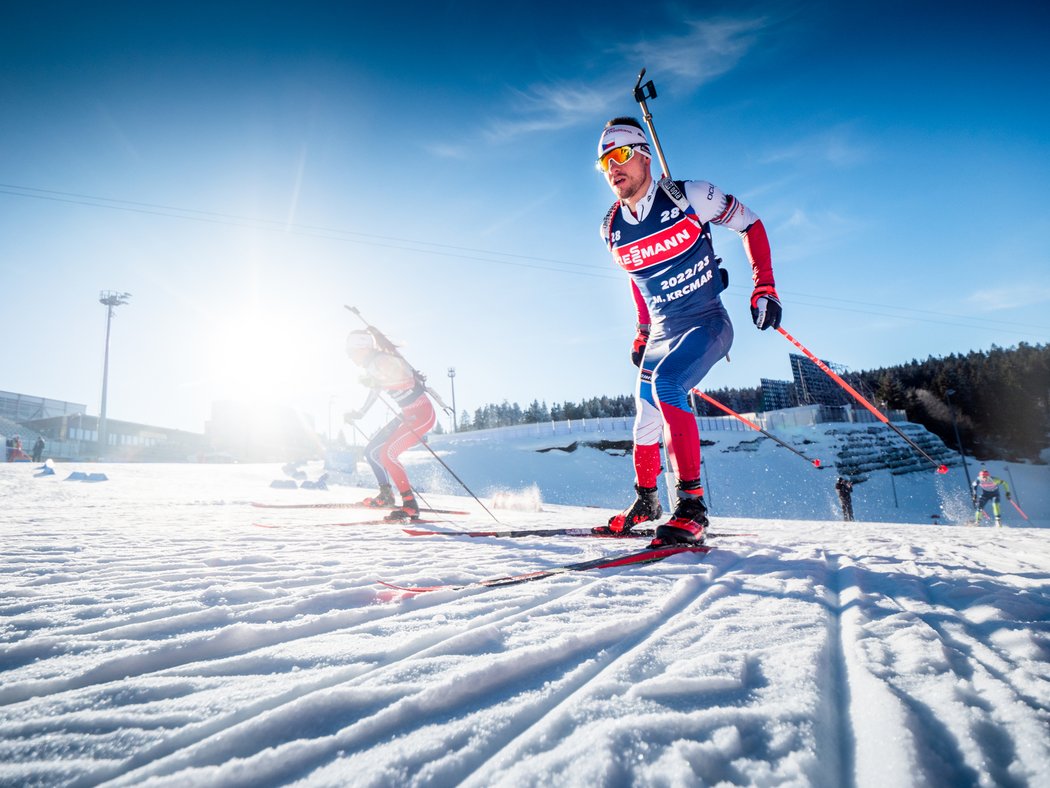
[98,290,131,457]
[448,367,458,432]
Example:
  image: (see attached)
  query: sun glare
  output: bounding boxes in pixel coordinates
[208,310,308,405]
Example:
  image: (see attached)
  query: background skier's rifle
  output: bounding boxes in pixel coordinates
[344,305,452,415]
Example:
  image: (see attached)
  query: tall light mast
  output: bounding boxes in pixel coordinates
[98,290,131,456]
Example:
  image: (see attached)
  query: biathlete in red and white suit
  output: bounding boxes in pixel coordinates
[594,118,782,546]
[344,330,436,521]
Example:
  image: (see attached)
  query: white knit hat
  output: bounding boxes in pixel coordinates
[597,124,652,159]
[346,330,376,355]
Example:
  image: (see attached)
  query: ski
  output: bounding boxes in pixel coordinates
[253,517,441,529]
[251,501,470,515]
[378,544,712,593]
[402,526,654,538]
[402,527,755,539]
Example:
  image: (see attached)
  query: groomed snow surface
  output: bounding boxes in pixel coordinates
[2,422,1049,787]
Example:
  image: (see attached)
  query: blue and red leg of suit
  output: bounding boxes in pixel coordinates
[363,394,436,497]
[633,310,733,489]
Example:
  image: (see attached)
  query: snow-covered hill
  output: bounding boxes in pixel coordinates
[408,417,1049,528]
[1,422,1048,786]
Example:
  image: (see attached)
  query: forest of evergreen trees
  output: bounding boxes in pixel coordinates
[856,343,1049,462]
[452,343,1050,463]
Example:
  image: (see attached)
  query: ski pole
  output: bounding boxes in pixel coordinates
[633,68,672,179]
[374,393,501,524]
[775,326,949,474]
[345,419,371,446]
[1009,497,1030,521]
[693,390,822,468]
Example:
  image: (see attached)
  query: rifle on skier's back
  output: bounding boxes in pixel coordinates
[344,305,453,416]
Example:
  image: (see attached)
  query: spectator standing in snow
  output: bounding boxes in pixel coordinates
[593,117,781,547]
[972,468,1010,526]
[343,330,436,522]
[32,436,45,463]
[835,476,855,521]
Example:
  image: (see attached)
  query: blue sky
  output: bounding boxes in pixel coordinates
[1,0,1048,435]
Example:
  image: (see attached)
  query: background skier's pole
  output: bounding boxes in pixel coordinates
[776,326,949,474]
[693,390,822,468]
[374,394,501,523]
[1009,497,1030,521]
[633,68,671,179]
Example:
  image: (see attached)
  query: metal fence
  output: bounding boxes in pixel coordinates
[430,413,751,445]
[430,404,908,446]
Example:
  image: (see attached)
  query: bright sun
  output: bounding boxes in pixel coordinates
[208,309,307,405]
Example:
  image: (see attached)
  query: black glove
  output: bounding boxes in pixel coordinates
[750,284,782,330]
[631,323,650,367]
[1006,492,1012,500]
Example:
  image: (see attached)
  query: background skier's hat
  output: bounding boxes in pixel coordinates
[346,330,376,355]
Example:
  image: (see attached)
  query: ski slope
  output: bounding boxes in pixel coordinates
[1,432,1048,786]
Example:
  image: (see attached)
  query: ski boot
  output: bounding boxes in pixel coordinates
[360,484,395,508]
[593,484,662,536]
[651,481,708,547]
[384,491,421,522]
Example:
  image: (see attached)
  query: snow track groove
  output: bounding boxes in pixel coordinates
[454,550,741,786]
[848,541,1049,787]
[90,554,705,788]
[60,567,606,785]
[3,460,1048,788]
[816,549,856,788]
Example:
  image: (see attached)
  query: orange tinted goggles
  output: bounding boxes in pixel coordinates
[596,144,644,172]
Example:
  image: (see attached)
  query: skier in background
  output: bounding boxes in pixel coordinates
[835,476,855,521]
[972,468,1010,526]
[593,117,781,547]
[343,330,436,522]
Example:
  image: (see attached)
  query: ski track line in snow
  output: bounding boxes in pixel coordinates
[451,549,744,787]
[833,538,1050,788]
[3,541,585,693]
[3,522,496,691]
[853,541,1049,786]
[815,549,857,788]
[72,552,662,786]
[441,539,860,788]
[237,552,721,788]
[1,551,536,704]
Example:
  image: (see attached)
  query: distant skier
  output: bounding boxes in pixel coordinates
[835,476,854,521]
[972,468,1010,526]
[592,117,781,547]
[343,330,436,522]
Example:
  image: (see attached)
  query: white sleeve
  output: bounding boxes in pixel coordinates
[684,180,759,232]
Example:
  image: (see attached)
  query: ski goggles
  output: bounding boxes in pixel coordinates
[596,144,647,173]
